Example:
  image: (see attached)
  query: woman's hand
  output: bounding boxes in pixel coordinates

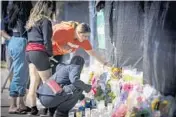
[86,50,113,68]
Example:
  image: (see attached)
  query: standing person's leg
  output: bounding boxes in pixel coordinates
[8,96,18,113]
[17,52,30,113]
[6,44,12,70]
[37,69,51,83]
[7,37,28,113]
[6,47,13,83]
[27,63,41,115]
[6,41,14,113]
[26,51,51,115]
[24,64,30,103]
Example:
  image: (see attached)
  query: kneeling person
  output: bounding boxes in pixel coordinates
[37,56,92,117]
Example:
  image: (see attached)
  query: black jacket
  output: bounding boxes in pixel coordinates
[27,18,53,56]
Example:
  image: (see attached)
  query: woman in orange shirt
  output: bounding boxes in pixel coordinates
[52,21,111,73]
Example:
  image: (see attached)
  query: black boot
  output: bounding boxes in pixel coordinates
[30,106,38,115]
[48,107,57,117]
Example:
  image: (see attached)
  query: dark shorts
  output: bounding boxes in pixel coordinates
[26,51,50,71]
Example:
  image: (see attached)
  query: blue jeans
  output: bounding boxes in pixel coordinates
[7,36,28,97]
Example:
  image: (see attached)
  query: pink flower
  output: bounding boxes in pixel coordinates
[122,83,133,93]
[91,77,99,87]
[137,96,143,103]
[91,77,99,95]
[112,104,128,117]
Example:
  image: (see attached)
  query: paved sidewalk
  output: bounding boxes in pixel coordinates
[1,68,90,117]
[1,68,43,117]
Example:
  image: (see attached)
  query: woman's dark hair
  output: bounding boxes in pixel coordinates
[8,1,32,29]
[70,56,85,69]
[2,1,8,18]
[1,1,11,33]
[76,23,91,33]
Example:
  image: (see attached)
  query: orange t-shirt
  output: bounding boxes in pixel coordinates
[52,23,92,55]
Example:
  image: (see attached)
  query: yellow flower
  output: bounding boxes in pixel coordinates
[88,72,94,84]
[151,98,160,111]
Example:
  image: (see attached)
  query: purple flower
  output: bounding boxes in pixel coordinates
[120,92,128,102]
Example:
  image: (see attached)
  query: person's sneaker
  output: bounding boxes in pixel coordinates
[30,106,39,115]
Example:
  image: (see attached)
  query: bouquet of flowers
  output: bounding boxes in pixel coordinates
[88,71,116,103]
